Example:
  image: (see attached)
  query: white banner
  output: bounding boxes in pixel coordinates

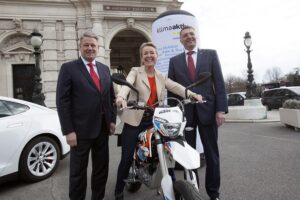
[152,13,199,74]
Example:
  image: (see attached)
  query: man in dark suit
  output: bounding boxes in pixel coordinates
[168,26,228,200]
[56,31,116,200]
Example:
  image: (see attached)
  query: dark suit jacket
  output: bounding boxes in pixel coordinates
[56,58,116,139]
[168,49,228,125]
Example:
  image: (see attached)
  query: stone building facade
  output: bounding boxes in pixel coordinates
[0,0,182,108]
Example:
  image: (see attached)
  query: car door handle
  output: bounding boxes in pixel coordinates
[7,122,23,128]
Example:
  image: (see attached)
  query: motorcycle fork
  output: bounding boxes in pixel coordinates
[154,132,168,176]
[154,132,175,200]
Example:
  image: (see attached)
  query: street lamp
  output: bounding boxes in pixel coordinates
[30,29,45,106]
[244,31,257,99]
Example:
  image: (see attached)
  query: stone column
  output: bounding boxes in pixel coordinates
[63,20,78,63]
[91,17,106,64]
[42,20,58,108]
[105,49,111,69]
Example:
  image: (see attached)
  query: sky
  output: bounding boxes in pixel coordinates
[180,0,300,83]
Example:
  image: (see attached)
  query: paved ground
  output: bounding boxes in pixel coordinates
[226,109,280,123]
[1,111,300,200]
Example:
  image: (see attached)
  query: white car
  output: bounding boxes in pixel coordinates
[0,96,70,183]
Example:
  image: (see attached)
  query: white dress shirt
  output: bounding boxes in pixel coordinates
[81,57,99,77]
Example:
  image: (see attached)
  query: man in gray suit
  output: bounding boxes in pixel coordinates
[168,26,228,200]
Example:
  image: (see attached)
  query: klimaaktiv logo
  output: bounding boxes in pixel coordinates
[156,23,186,33]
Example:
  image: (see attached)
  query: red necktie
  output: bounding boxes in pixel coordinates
[187,51,196,81]
[88,63,101,91]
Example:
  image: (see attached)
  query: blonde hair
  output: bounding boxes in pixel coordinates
[139,42,158,65]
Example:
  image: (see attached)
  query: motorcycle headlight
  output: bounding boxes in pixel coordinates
[154,117,181,138]
[163,122,181,138]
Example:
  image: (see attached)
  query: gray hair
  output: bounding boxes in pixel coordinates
[79,31,98,43]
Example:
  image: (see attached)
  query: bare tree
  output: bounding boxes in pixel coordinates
[225,74,247,93]
[285,67,300,86]
[264,66,283,82]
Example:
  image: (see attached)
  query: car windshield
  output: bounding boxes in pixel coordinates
[289,87,300,95]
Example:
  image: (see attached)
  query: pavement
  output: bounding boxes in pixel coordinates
[1,110,300,200]
[226,110,280,123]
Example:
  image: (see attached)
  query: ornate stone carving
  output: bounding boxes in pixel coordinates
[13,18,22,32]
[127,18,135,28]
[1,35,30,49]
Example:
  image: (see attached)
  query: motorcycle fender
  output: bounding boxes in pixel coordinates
[166,141,200,169]
[161,175,175,200]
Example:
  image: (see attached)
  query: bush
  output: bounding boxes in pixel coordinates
[282,99,300,109]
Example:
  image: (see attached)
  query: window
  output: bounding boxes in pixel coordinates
[0,101,12,118]
[0,100,29,117]
[284,90,294,96]
[263,90,276,97]
[4,101,29,115]
[275,89,285,96]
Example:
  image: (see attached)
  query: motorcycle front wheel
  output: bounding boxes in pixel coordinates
[173,180,202,200]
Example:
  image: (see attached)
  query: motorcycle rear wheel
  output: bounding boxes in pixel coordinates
[173,180,202,200]
[125,166,142,193]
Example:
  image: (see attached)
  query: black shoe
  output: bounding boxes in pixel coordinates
[115,193,124,200]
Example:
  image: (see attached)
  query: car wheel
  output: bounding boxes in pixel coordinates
[19,136,60,182]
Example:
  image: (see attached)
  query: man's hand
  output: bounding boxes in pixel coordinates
[216,112,225,127]
[66,132,77,147]
[109,123,116,135]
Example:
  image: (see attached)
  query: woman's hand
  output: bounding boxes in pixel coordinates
[192,94,204,103]
[116,96,127,109]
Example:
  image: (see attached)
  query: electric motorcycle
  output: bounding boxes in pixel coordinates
[112,72,210,200]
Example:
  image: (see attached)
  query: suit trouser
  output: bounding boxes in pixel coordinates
[185,114,220,199]
[115,118,152,195]
[69,132,109,200]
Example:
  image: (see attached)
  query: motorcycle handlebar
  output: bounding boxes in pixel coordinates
[182,98,207,105]
[125,101,154,111]
[122,98,205,111]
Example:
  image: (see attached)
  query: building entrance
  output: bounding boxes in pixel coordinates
[12,64,35,101]
[110,30,148,74]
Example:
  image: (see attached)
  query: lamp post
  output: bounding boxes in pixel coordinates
[30,29,45,106]
[244,31,257,99]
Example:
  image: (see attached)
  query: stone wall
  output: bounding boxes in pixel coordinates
[0,0,182,108]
